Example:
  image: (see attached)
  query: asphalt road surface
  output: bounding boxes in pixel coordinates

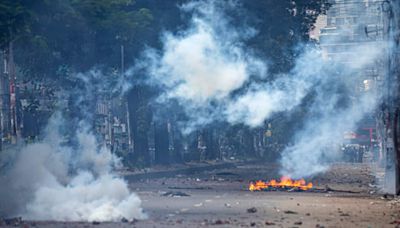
[1,162,400,228]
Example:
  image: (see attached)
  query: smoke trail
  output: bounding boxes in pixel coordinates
[0,72,146,221]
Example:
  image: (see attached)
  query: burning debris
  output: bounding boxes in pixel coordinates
[249,176,313,191]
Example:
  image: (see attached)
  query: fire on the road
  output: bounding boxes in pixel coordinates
[249,176,313,191]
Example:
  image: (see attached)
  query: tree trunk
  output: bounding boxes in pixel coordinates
[128,86,150,166]
[154,120,170,164]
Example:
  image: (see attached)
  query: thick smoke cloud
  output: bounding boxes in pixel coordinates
[137,0,330,131]
[0,73,146,221]
[137,0,385,177]
[139,0,270,132]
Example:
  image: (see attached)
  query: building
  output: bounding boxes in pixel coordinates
[318,0,400,194]
[318,0,386,158]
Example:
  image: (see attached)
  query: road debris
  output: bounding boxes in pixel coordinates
[161,191,190,197]
[265,221,276,225]
[213,219,230,225]
[284,210,298,214]
[389,220,400,225]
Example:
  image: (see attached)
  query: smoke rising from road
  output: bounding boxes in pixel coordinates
[138,0,385,177]
[0,73,146,221]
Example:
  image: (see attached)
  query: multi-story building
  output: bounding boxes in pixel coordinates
[318,0,400,194]
[318,0,386,155]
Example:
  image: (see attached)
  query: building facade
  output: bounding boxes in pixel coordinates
[319,0,400,194]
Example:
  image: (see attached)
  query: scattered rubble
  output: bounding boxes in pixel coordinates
[194,203,203,207]
[284,210,298,214]
[381,194,395,200]
[265,221,276,225]
[161,191,190,197]
[213,219,230,225]
[390,220,400,225]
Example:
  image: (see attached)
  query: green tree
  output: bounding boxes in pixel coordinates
[0,0,35,48]
[243,0,330,73]
[7,0,153,81]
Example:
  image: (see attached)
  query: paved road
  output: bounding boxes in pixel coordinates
[1,163,399,227]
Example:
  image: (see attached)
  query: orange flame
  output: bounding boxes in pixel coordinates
[249,176,313,191]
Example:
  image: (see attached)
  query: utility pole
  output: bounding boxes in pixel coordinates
[121,44,133,155]
[381,0,400,194]
[1,48,11,148]
[0,51,5,151]
[8,40,19,144]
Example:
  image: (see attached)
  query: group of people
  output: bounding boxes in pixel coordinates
[342,144,367,163]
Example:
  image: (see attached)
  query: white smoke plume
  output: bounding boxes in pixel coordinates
[136,0,386,178]
[280,39,385,178]
[280,88,380,178]
[0,72,146,221]
[139,0,271,132]
[137,0,329,131]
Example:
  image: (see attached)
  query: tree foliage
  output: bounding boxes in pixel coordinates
[0,0,35,48]
[243,0,330,73]
[2,0,153,81]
